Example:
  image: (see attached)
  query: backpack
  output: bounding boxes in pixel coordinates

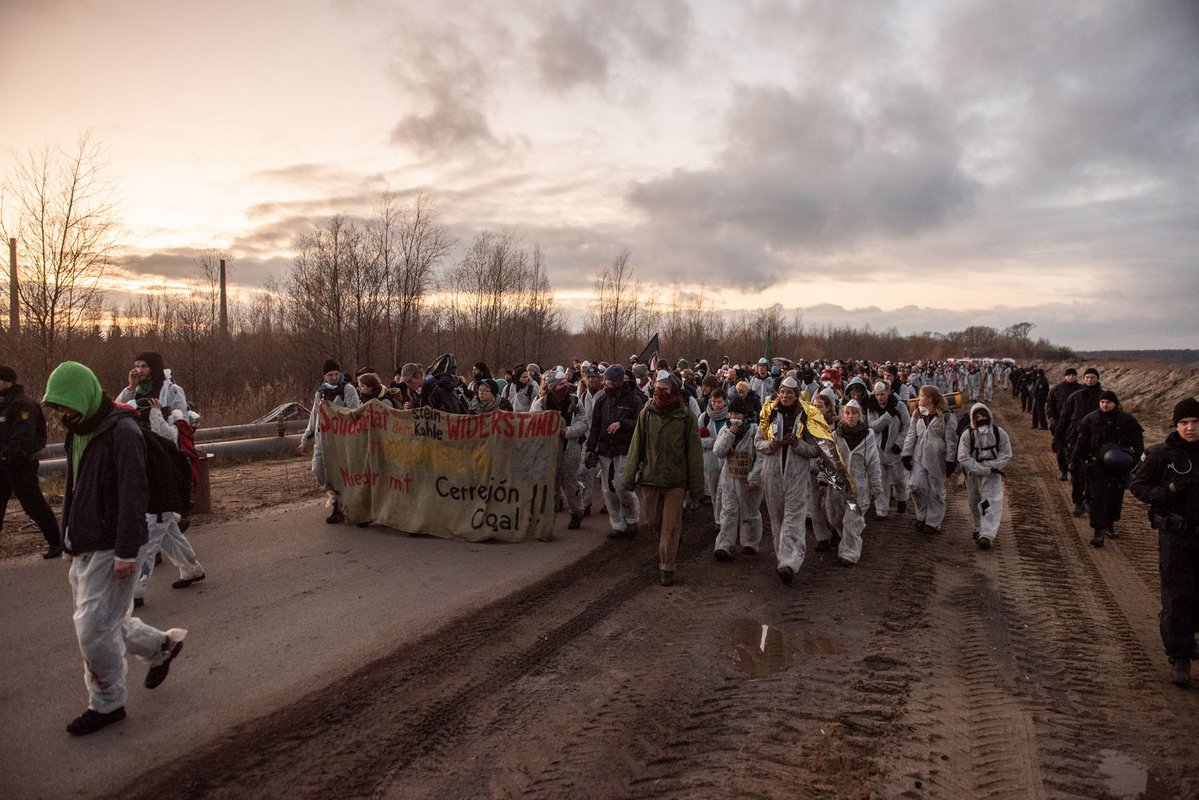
[173,418,202,484]
[142,427,193,517]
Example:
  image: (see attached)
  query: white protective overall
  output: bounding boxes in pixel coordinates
[70,548,186,712]
[531,392,589,517]
[868,398,910,517]
[577,390,602,512]
[712,422,763,553]
[956,403,1012,543]
[598,454,639,532]
[303,382,360,488]
[136,408,204,598]
[902,408,957,529]
[699,411,730,527]
[756,402,821,573]
[824,428,883,564]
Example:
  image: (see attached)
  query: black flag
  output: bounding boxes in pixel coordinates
[636,332,660,366]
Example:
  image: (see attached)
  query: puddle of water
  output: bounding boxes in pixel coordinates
[1097,749,1172,800]
[728,620,844,678]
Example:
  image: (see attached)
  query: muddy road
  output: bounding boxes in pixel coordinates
[109,392,1198,800]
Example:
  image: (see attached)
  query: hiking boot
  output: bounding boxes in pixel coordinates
[1105,525,1119,539]
[713,548,733,562]
[43,546,63,559]
[1059,471,1068,482]
[326,504,345,524]
[815,539,831,552]
[896,501,907,514]
[1171,659,1191,688]
[741,545,757,556]
[624,523,639,540]
[777,565,794,585]
[606,528,625,540]
[659,570,675,587]
[145,629,187,689]
[583,505,591,517]
[923,525,941,535]
[172,572,205,589]
[1073,504,1086,518]
[67,707,125,736]
[914,519,925,533]
[977,537,992,550]
[1090,530,1105,547]
[567,514,582,530]
[838,557,854,567]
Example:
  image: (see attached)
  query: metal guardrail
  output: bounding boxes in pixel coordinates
[35,419,309,460]
[37,432,307,478]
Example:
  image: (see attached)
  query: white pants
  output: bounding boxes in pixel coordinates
[137,512,204,599]
[578,451,602,511]
[598,454,639,531]
[760,455,810,572]
[554,441,584,516]
[715,474,762,552]
[69,548,173,713]
[910,462,948,528]
[965,472,1004,542]
[824,490,866,563]
[874,461,910,516]
[704,456,723,526]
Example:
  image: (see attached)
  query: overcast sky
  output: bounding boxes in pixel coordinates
[2,0,1197,349]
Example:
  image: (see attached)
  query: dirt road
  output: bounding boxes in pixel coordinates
[90,392,1199,798]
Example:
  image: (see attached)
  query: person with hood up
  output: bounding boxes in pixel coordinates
[585,364,644,540]
[299,359,361,524]
[957,403,1012,550]
[902,384,958,535]
[0,364,62,558]
[623,371,705,587]
[43,361,188,736]
[532,369,589,529]
[867,379,911,518]
[826,399,882,565]
[115,351,188,416]
[1071,389,1144,546]
[756,376,824,585]
[698,390,731,531]
[1130,397,1199,687]
[749,358,775,402]
[1060,367,1104,516]
[712,394,763,560]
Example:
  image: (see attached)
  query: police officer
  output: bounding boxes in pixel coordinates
[1061,367,1104,516]
[1048,367,1083,481]
[0,365,62,558]
[1131,397,1199,688]
[1071,389,1143,546]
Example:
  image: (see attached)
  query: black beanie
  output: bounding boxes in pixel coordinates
[135,351,166,391]
[322,359,340,374]
[1099,389,1118,405]
[1173,397,1199,425]
[1064,367,1078,376]
[1084,367,1100,378]
[0,364,16,383]
[727,394,750,415]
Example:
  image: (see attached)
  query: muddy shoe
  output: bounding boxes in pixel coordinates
[972,530,980,541]
[1090,530,1105,547]
[977,537,992,550]
[777,565,794,585]
[837,557,854,567]
[815,539,831,552]
[582,505,591,517]
[659,570,675,587]
[1105,525,1119,539]
[713,548,733,562]
[1171,659,1190,688]
[326,505,345,524]
[624,523,639,540]
[172,572,205,589]
[145,629,187,689]
[43,546,63,559]
[567,514,582,530]
[922,525,940,535]
[67,707,125,736]
[896,501,907,514]
[741,545,757,556]
[606,528,625,540]
[1073,503,1086,518]
[1059,471,1068,481]
[914,519,925,533]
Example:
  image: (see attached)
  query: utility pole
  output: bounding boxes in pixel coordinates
[219,258,228,340]
[8,238,18,334]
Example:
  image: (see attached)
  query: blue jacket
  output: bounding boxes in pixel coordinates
[62,407,149,559]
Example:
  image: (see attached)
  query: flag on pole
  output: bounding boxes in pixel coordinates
[637,332,660,367]
[764,329,773,361]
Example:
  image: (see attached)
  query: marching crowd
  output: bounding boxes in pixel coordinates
[0,349,1196,738]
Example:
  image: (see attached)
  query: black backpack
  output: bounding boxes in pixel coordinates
[142,428,193,516]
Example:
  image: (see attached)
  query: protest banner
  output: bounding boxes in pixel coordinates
[318,400,561,542]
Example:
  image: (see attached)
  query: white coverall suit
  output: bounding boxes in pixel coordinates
[756,401,822,574]
[712,422,763,553]
[868,400,910,517]
[956,403,1011,543]
[902,408,958,530]
[823,428,883,564]
[302,382,361,488]
[531,391,589,517]
[699,411,730,528]
[136,407,204,600]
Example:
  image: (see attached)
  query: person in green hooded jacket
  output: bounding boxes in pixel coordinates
[43,361,188,736]
[623,370,705,586]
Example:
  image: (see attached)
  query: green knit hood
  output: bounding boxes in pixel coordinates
[44,361,104,418]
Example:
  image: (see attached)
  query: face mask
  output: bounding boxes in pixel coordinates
[919,406,930,417]
[977,424,991,434]
[653,389,676,406]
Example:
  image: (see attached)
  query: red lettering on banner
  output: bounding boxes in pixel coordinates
[339,467,379,486]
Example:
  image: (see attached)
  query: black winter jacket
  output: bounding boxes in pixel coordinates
[1047,379,1083,425]
[1070,408,1144,470]
[0,384,47,464]
[1058,383,1103,442]
[586,383,645,458]
[62,404,149,560]
[1131,432,1199,528]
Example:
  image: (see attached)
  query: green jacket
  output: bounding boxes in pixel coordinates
[622,401,705,493]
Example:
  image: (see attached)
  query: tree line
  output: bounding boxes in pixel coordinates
[1,137,1072,425]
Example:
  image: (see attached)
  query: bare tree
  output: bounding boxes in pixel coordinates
[1,133,120,374]
[588,249,639,362]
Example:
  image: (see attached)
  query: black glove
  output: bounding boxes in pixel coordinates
[584,451,598,469]
[890,444,901,455]
[945,461,956,478]
[902,455,913,471]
